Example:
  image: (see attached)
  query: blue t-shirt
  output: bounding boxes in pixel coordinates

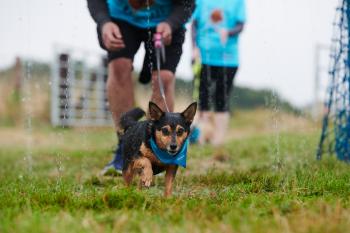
[193,0,246,67]
[107,0,173,28]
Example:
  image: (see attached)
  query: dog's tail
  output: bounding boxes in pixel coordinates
[119,107,146,131]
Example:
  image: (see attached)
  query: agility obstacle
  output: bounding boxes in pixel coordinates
[51,49,112,127]
[317,0,350,161]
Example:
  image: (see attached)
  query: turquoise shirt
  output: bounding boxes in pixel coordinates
[193,0,246,67]
[107,0,173,28]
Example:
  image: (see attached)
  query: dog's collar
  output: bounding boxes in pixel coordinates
[149,137,188,168]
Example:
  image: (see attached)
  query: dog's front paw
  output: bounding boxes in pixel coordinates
[140,168,153,188]
[141,176,152,188]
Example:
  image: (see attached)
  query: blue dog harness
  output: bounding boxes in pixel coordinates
[149,137,189,168]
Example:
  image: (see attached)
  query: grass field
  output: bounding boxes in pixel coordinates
[1,110,350,233]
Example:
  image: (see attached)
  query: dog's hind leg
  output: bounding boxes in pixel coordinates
[133,157,153,188]
[122,163,134,186]
[164,165,178,197]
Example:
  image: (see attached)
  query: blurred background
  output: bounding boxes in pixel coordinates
[0,0,337,128]
[3,2,350,232]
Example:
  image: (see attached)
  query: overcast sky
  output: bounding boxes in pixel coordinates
[0,0,338,107]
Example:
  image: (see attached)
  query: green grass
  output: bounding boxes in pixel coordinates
[1,112,350,233]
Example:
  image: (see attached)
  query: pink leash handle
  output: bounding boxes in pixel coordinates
[154,33,166,63]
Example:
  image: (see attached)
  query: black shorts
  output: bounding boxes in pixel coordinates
[199,64,238,112]
[97,18,185,75]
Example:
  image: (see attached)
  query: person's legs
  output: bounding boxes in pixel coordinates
[107,58,135,129]
[98,19,142,128]
[197,64,214,144]
[211,112,229,146]
[214,67,237,112]
[143,27,185,112]
[151,70,175,112]
[103,25,185,173]
[199,64,211,112]
[212,67,237,145]
[101,59,135,173]
[98,19,142,174]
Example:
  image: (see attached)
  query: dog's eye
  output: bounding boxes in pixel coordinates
[177,128,184,136]
[161,128,170,136]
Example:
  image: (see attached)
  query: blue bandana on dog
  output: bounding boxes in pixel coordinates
[149,137,189,168]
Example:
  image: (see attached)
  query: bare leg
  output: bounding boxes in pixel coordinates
[212,112,230,145]
[133,157,153,188]
[107,58,135,129]
[151,70,175,112]
[164,165,178,197]
[198,111,214,144]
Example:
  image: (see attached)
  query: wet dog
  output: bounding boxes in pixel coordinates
[119,101,197,197]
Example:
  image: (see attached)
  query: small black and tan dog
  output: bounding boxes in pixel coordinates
[119,101,197,197]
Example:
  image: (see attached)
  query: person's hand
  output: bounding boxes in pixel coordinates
[219,28,229,45]
[101,22,125,51]
[156,22,172,45]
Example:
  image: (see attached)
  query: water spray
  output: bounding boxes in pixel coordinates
[154,32,169,112]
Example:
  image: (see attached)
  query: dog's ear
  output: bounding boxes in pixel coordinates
[181,102,197,124]
[149,101,164,121]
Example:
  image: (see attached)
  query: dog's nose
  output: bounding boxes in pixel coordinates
[170,144,177,150]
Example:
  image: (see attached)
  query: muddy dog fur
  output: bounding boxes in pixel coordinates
[119,102,197,197]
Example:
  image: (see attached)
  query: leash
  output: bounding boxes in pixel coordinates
[154,33,170,112]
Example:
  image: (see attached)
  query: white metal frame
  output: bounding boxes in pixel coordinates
[51,46,112,127]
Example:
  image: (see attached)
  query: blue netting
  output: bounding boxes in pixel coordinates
[317,0,350,161]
